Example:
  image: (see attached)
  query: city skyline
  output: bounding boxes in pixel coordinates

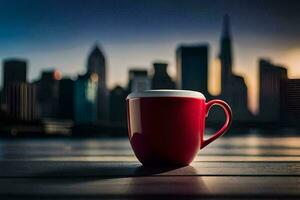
[2,0,300,113]
[1,24,300,128]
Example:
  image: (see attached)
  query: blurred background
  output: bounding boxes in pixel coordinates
[0,0,300,137]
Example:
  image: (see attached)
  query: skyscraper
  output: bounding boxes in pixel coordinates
[127,69,151,92]
[2,59,27,104]
[58,78,74,120]
[109,86,127,125]
[6,82,37,121]
[219,15,233,93]
[87,44,109,122]
[259,59,288,122]
[226,75,251,121]
[151,62,176,89]
[176,44,209,96]
[34,70,61,119]
[74,73,98,124]
[216,15,252,121]
[281,79,300,125]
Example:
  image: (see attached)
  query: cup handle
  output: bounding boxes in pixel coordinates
[201,99,232,149]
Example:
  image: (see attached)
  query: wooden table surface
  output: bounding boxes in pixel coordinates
[1,134,300,199]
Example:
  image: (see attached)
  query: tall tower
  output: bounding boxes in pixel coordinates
[219,15,233,93]
[2,59,27,97]
[87,45,106,89]
[259,59,287,122]
[87,44,109,122]
[176,44,209,96]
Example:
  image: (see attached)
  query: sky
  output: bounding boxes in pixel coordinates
[1,0,300,113]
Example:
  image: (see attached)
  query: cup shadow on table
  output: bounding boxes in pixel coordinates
[31,164,209,198]
[35,164,192,180]
[34,164,205,183]
[127,165,209,198]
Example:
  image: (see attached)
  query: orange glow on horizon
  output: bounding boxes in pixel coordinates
[53,70,62,80]
[208,58,221,96]
[277,48,300,79]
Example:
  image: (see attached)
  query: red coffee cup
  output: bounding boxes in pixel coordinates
[127,90,232,166]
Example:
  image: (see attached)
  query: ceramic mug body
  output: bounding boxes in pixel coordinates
[127,90,232,166]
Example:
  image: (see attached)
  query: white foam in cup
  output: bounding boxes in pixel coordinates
[126,89,206,100]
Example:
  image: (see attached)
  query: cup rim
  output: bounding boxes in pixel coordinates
[126,89,206,100]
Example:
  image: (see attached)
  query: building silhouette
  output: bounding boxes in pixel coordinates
[259,59,288,122]
[2,59,27,105]
[87,44,109,122]
[224,75,252,121]
[6,82,37,121]
[34,70,61,119]
[74,73,98,124]
[151,62,176,89]
[109,86,127,125]
[127,69,151,92]
[217,15,252,121]
[281,79,300,125]
[58,78,74,120]
[4,15,300,128]
[0,90,2,109]
[220,15,233,94]
[176,44,209,96]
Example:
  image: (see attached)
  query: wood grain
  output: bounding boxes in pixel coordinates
[0,136,299,199]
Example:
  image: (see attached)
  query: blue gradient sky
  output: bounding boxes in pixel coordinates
[1,0,300,112]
